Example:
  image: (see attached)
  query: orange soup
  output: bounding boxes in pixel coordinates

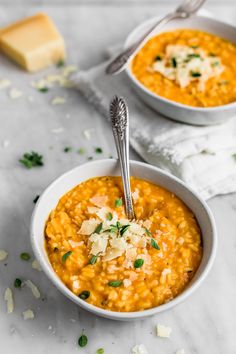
[45,176,202,312]
[132,29,236,107]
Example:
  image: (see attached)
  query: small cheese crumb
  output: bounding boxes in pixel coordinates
[51,96,66,105]
[156,324,172,338]
[83,129,93,140]
[132,344,149,354]
[4,288,14,313]
[0,79,11,89]
[9,88,23,99]
[0,249,8,261]
[22,309,35,320]
[176,350,185,354]
[32,259,42,271]
[2,139,10,148]
[24,280,40,299]
[51,127,64,134]
[123,279,132,288]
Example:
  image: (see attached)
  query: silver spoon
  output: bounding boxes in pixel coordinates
[110,96,135,220]
[106,0,206,75]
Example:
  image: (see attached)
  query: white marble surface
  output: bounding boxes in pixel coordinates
[0,2,236,353]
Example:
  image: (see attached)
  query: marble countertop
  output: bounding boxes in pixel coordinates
[0,2,236,353]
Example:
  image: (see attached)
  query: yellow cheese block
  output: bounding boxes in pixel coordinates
[0,13,66,72]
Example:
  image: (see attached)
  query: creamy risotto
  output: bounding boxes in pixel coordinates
[45,176,202,312]
[132,29,236,107]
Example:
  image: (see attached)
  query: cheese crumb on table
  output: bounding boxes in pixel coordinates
[24,280,41,298]
[32,259,42,271]
[22,309,35,320]
[9,88,23,99]
[51,96,66,105]
[176,349,185,354]
[0,249,8,261]
[0,13,65,72]
[156,324,172,338]
[0,79,11,89]
[4,288,14,313]
[132,344,149,354]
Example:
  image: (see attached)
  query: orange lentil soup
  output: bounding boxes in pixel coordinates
[45,176,202,312]
[131,29,236,107]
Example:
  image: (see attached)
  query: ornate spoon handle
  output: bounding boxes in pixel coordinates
[110,96,135,220]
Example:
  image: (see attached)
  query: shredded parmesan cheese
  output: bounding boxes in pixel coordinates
[176,350,185,354]
[132,344,149,354]
[51,96,66,105]
[22,309,35,320]
[156,324,172,338]
[0,249,8,261]
[4,288,14,314]
[32,259,42,271]
[0,79,11,89]
[9,88,23,99]
[24,280,41,299]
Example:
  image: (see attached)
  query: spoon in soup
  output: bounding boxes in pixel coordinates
[110,96,135,220]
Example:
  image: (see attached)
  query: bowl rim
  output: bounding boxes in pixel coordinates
[30,159,217,320]
[125,14,236,112]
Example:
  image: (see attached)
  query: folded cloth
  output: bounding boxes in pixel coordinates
[72,15,236,200]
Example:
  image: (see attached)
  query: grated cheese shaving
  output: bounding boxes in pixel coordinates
[90,195,107,208]
[79,219,100,235]
[22,309,35,320]
[32,259,42,271]
[9,88,23,99]
[0,249,8,261]
[51,96,66,105]
[156,324,172,338]
[176,349,185,354]
[24,280,41,299]
[132,344,149,354]
[4,288,14,314]
[0,79,11,89]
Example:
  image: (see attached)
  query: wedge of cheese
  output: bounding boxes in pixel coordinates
[0,13,66,72]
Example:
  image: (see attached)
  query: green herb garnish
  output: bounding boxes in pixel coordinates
[144,228,152,236]
[115,198,122,207]
[56,59,65,68]
[95,147,103,154]
[77,148,86,155]
[191,45,199,49]
[232,153,236,161]
[64,147,72,153]
[150,238,160,250]
[78,290,90,300]
[171,57,177,68]
[88,156,93,160]
[107,212,113,221]
[14,278,22,288]
[78,332,88,347]
[108,280,123,287]
[62,251,72,262]
[187,53,201,59]
[96,349,105,354]
[89,255,98,265]
[120,225,130,236]
[134,259,144,268]
[20,252,30,261]
[33,195,40,203]
[19,151,43,169]
[94,222,103,234]
[155,55,162,61]
[191,71,201,77]
[38,87,49,93]
[209,52,216,57]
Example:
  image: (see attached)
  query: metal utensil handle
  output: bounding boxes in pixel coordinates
[110,96,135,220]
[106,12,181,75]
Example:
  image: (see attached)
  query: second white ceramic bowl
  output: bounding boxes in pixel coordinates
[125,15,236,126]
[31,159,217,320]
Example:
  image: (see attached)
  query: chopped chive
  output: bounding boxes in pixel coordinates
[115,198,122,207]
[14,278,22,288]
[108,280,123,287]
[191,71,201,77]
[64,146,72,153]
[78,290,90,300]
[144,228,152,236]
[94,223,103,234]
[106,212,113,221]
[33,195,40,204]
[171,57,177,68]
[96,349,105,354]
[134,258,144,268]
[78,333,88,347]
[56,59,65,68]
[38,87,49,93]
[191,45,199,49]
[20,252,31,261]
[88,156,93,160]
[232,153,236,161]
[62,250,72,262]
[95,147,103,154]
[19,151,43,169]
[89,254,98,265]
[109,155,113,159]
[155,55,162,61]
[150,238,160,250]
[77,148,86,155]
[187,53,201,59]
[120,225,130,236]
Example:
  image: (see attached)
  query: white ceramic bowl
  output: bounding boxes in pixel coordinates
[125,15,236,126]
[31,159,217,320]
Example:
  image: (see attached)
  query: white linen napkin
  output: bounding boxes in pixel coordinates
[72,14,236,200]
